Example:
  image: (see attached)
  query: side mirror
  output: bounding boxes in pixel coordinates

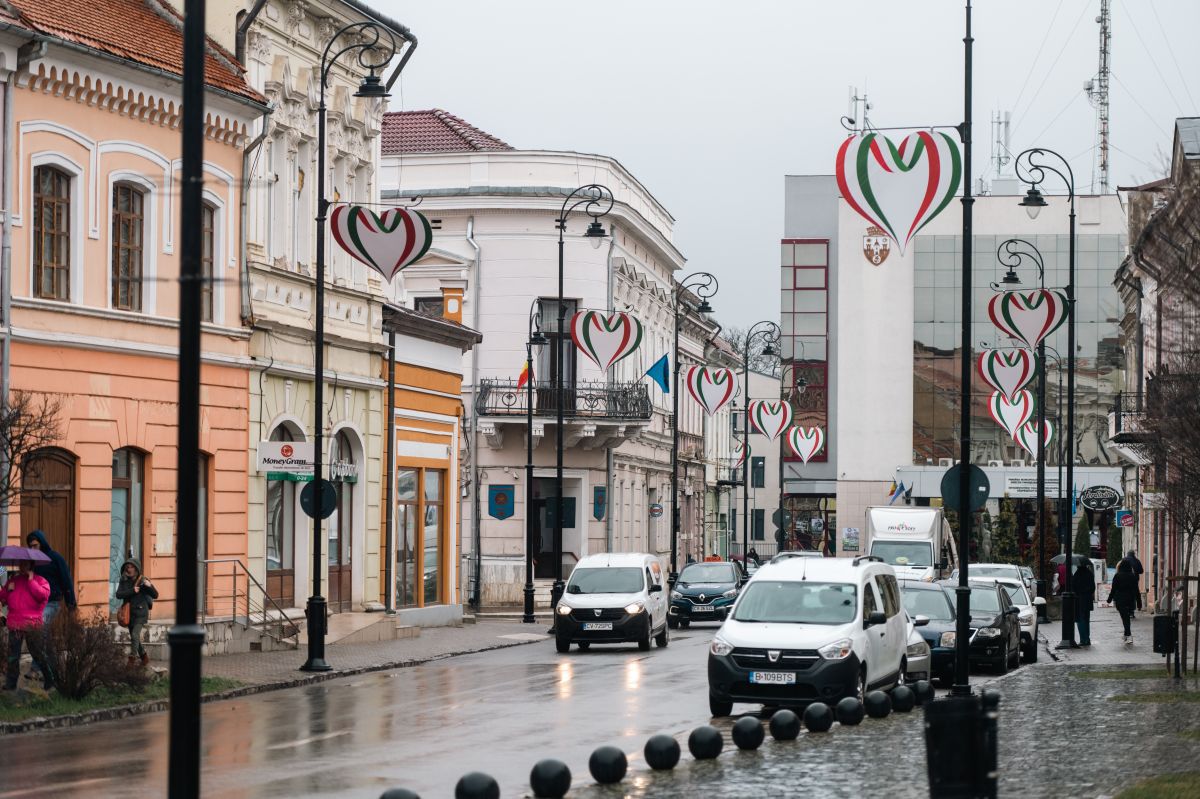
[936,562,948,571]
[866,610,887,627]
[648,584,663,594]
[913,615,930,627]
[1006,606,1020,615]
[1033,597,1047,607]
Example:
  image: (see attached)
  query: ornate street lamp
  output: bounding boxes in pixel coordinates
[301,22,397,673]
[524,300,547,623]
[741,321,780,564]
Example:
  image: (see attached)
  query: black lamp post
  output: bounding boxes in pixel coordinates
[741,321,780,564]
[670,273,718,584]
[301,22,395,673]
[550,185,613,621]
[1015,147,1078,650]
[524,300,547,624]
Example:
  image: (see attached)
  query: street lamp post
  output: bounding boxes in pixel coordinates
[1015,147,1078,649]
[301,22,395,672]
[550,185,614,621]
[670,273,718,584]
[524,301,548,624]
[741,321,780,565]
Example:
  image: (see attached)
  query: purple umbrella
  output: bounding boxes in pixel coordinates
[0,545,51,566]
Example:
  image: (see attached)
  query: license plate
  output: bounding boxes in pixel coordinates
[749,671,796,685]
[691,605,714,613]
[582,622,613,631]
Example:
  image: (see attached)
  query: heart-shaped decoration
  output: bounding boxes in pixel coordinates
[835,131,962,256]
[1015,419,1054,459]
[977,349,1036,402]
[787,426,825,464]
[732,440,747,469]
[748,400,793,442]
[570,311,644,370]
[329,205,433,283]
[685,366,737,416]
[988,390,1035,439]
[987,289,1069,350]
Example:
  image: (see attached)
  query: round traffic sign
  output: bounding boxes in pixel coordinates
[301,478,337,520]
[1080,485,1121,512]
[940,464,990,513]
[649,503,664,518]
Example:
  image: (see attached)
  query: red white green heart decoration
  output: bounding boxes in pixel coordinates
[1015,419,1054,458]
[570,311,644,370]
[977,349,1036,402]
[732,440,747,469]
[685,366,737,416]
[835,131,962,256]
[330,204,433,282]
[988,390,1035,439]
[787,426,825,463]
[748,400,792,441]
[987,289,1069,350]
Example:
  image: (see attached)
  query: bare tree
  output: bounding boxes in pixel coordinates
[723,326,780,376]
[0,390,65,510]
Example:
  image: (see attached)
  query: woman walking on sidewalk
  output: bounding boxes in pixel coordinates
[1108,560,1141,644]
[1073,561,1096,646]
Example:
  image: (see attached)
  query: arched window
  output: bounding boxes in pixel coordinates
[34,166,71,300]
[266,425,296,606]
[112,183,145,311]
[328,430,356,612]
[201,202,215,323]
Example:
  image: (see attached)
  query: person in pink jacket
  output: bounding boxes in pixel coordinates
[1,559,54,691]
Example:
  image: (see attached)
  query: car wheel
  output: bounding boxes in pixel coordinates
[637,624,652,651]
[1008,640,1020,668]
[1025,641,1039,663]
[655,624,669,648]
[709,694,733,718]
[668,617,678,630]
[855,666,868,702]
[895,657,907,689]
[993,651,1008,675]
[555,635,571,654]
[577,642,590,652]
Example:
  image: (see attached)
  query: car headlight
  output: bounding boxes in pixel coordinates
[722,589,738,598]
[939,631,956,647]
[624,602,644,615]
[907,640,930,657]
[1019,611,1035,627]
[670,590,682,599]
[818,638,854,660]
[976,627,1002,638]
[710,636,734,657]
[555,604,572,616]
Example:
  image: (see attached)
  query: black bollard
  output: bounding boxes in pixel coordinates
[644,734,681,770]
[769,708,801,741]
[588,746,628,784]
[835,696,864,726]
[892,684,916,713]
[803,701,834,732]
[981,689,1001,799]
[925,694,987,799]
[731,716,765,750]
[688,725,724,759]
[455,772,500,799]
[530,759,572,799]
[380,790,420,799]
[913,679,934,705]
[864,689,892,718]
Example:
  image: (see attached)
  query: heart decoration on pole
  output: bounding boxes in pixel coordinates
[570,311,644,370]
[1015,419,1054,459]
[787,426,825,463]
[748,400,793,442]
[977,349,1036,402]
[987,289,1069,350]
[732,440,747,469]
[835,131,962,256]
[685,366,738,415]
[988,390,1035,439]
[330,204,433,282]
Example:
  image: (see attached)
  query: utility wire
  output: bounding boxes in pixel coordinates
[1011,1,1092,139]
[1119,0,1187,114]
[1148,0,1198,111]
[1111,71,1173,139]
[1009,0,1066,120]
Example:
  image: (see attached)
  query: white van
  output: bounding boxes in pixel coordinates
[553,553,669,653]
[707,555,908,716]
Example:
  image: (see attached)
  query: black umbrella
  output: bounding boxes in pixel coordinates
[1050,554,1090,566]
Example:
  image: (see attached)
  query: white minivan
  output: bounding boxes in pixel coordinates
[554,553,670,653]
[707,555,908,716]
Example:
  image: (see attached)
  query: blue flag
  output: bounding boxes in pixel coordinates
[645,353,670,392]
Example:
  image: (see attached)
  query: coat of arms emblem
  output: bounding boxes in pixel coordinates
[863,226,891,266]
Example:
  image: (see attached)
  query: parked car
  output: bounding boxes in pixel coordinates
[939,580,1022,673]
[905,615,932,683]
[899,579,958,684]
[770,550,825,563]
[554,553,669,653]
[975,576,1045,663]
[669,561,743,628]
[951,563,1036,600]
[707,555,908,717]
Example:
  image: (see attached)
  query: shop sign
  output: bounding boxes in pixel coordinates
[1080,485,1121,512]
[257,441,314,481]
[330,459,358,483]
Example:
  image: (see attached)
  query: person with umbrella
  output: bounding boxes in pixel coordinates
[25,530,76,683]
[0,545,55,691]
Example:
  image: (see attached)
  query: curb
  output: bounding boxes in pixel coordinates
[0,635,545,736]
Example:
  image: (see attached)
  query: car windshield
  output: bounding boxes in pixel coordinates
[901,587,955,621]
[998,582,1029,605]
[961,566,1018,579]
[678,564,737,583]
[870,542,933,567]
[966,586,1002,613]
[566,567,643,594]
[732,581,857,625]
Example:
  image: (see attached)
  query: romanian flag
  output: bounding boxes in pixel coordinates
[516,360,531,390]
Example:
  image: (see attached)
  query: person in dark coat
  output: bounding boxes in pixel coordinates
[1122,550,1145,616]
[1107,560,1141,643]
[115,558,157,667]
[1072,561,1096,646]
[25,530,76,680]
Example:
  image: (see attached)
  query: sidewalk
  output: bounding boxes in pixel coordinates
[1041,602,1168,668]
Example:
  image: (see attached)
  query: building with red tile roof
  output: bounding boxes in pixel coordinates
[381,109,513,155]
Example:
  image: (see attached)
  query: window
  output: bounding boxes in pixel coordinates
[33,166,71,301]
[752,509,765,541]
[110,448,145,612]
[112,184,145,311]
[200,203,215,323]
[265,426,297,606]
[751,456,765,488]
[395,467,445,608]
[414,296,445,317]
[537,298,577,389]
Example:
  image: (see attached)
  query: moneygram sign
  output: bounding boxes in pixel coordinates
[256,441,315,480]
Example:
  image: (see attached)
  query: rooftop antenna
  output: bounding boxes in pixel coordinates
[846,86,871,133]
[991,110,1012,176]
[1085,0,1112,193]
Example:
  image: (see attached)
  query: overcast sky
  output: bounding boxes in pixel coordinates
[378,0,1199,328]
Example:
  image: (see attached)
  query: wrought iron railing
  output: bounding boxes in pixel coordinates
[1110,392,1149,439]
[475,379,652,420]
[200,558,301,647]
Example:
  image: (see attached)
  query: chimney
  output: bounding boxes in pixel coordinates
[440,287,464,324]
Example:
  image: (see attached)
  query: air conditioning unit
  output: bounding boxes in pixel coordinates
[987,460,1003,468]
[937,458,954,467]
[1009,460,1026,468]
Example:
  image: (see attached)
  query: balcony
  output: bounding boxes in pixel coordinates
[1108,392,1152,465]
[474,379,652,450]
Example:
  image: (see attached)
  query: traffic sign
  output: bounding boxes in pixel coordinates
[772,509,793,530]
[301,478,337,520]
[649,503,664,518]
[940,464,990,513]
[1080,486,1121,512]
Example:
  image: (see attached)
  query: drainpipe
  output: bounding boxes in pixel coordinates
[466,217,482,607]
[384,330,396,612]
[234,0,270,64]
[240,106,273,325]
[0,79,11,546]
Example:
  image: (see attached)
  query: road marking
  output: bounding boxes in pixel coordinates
[266,730,351,750]
[498,633,549,641]
[0,778,113,797]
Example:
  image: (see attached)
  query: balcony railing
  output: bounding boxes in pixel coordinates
[476,379,652,421]
[1109,391,1150,442]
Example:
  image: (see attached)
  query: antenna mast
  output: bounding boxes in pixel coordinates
[1086,0,1112,193]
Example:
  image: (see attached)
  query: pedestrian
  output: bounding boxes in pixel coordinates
[0,559,54,691]
[1056,560,1068,595]
[1122,549,1145,617]
[115,559,157,667]
[686,553,696,565]
[1072,559,1096,646]
[747,548,761,566]
[25,530,76,681]
[1107,560,1141,644]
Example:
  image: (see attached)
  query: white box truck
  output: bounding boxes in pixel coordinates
[865,506,957,582]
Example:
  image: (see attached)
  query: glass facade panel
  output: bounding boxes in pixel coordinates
[793,243,827,265]
[793,268,826,289]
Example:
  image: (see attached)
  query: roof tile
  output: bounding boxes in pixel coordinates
[381,109,513,154]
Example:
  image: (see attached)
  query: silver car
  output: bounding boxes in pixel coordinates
[975,576,1045,663]
[905,613,932,682]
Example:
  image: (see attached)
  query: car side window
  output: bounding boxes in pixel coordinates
[645,568,653,590]
[862,580,879,621]
[880,575,901,618]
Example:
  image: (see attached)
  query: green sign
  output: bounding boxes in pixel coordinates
[266,472,314,482]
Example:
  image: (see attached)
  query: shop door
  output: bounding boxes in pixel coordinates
[328,478,353,612]
[20,448,76,575]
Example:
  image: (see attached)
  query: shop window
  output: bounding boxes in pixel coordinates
[395,467,446,608]
[34,166,71,301]
[266,425,297,606]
